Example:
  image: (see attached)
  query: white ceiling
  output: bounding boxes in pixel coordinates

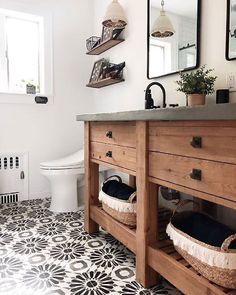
[151,0,197,18]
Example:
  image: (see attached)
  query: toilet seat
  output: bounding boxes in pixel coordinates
[40,165,83,171]
[40,167,84,176]
[40,150,84,171]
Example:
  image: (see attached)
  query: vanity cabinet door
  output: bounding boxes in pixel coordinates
[149,152,236,202]
[90,122,136,148]
[91,142,136,172]
[149,123,236,164]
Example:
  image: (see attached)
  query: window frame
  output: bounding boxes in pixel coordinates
[0,1,53,104]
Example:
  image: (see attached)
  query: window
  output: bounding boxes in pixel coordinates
[0,6,53,103]
[149,44,165,78]
[6,17,41,94]
[149,39,171,77]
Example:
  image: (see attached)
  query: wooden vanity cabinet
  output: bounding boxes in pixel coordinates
[84,120,236,295]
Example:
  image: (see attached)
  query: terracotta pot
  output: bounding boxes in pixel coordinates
[187,94,206,106]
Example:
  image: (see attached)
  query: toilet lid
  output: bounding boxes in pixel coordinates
[40,150,84,170]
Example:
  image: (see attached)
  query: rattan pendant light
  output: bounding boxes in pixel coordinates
[151,0,175,38]
[102,0,127,28]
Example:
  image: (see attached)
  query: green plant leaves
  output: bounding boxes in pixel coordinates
[176,65,217,95]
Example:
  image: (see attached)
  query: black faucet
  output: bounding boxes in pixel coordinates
[145,82,167,109]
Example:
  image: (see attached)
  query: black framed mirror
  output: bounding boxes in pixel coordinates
[226,0,236,60]
[147,0,201,79]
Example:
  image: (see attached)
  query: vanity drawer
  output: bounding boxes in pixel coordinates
[149,152,236,202]
[91,142,136,171]
[149,124,236,164]
[90,122,136,148]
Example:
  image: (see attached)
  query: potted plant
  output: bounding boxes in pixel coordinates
[176,65,217,106]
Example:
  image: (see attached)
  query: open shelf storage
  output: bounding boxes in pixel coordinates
[91,205,136,253]
[148,240,234,295]
[86,77,125,89]
[86,39,124,55]
[90,205,234,295]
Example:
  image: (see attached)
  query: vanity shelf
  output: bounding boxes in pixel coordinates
[86,38,124,55]
[86,77,125,88]
[91,206,233,295]
[90,205,171,256]
[90,205,136,253]
[148,240,233,295]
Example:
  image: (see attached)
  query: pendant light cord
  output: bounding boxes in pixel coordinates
[161,0,165,11]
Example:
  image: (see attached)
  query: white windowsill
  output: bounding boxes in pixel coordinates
[0,92,54,105]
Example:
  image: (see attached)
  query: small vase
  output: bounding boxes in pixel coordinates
[187,94,206,106]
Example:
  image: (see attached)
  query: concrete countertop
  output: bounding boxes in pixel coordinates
[76,103,236,122]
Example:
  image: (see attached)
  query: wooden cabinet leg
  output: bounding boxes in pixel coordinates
[136,121,158,288]
[84,122,99,234]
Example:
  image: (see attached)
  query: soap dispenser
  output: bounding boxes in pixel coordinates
[145,89,154,109]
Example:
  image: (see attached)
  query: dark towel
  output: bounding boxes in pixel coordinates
[102,180,136,201]
[172,212,236,249]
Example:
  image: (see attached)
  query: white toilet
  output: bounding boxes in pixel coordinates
[40,150,106,213]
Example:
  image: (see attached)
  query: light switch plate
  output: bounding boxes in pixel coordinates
[227,72,236,90]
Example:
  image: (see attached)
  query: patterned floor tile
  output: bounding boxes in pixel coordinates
[0,198,182,295]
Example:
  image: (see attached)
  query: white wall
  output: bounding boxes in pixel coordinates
[92,0,236,111]
[0,0,94,199]
[92,0,236,229]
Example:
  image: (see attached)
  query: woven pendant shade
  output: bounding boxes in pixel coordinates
[151,0,175,38]
[102,0,127,28]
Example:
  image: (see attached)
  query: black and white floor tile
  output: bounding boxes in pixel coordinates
[0,198,182,295]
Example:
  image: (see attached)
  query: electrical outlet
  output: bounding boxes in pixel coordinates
[227,72,236,89]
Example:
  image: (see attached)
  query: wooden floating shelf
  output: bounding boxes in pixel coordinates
[86,39,124,55]
[148,240,233,295]
[86,77,125,89]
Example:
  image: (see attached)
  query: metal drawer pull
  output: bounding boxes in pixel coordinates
[190,136,202,148]
[106,151,112,158]
[190,169,202,181]
[106,131,113,138]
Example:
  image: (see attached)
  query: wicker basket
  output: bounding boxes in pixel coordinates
[86,36,101,51]
[99,176,136,227]
[167,200,236,289]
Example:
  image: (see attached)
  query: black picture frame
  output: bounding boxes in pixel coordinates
[147,0,202,79]
[89,58,107,83]
[226,0,236,60]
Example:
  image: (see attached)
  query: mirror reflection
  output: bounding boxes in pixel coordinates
[148,0,201,79]
[226,0,236,60]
